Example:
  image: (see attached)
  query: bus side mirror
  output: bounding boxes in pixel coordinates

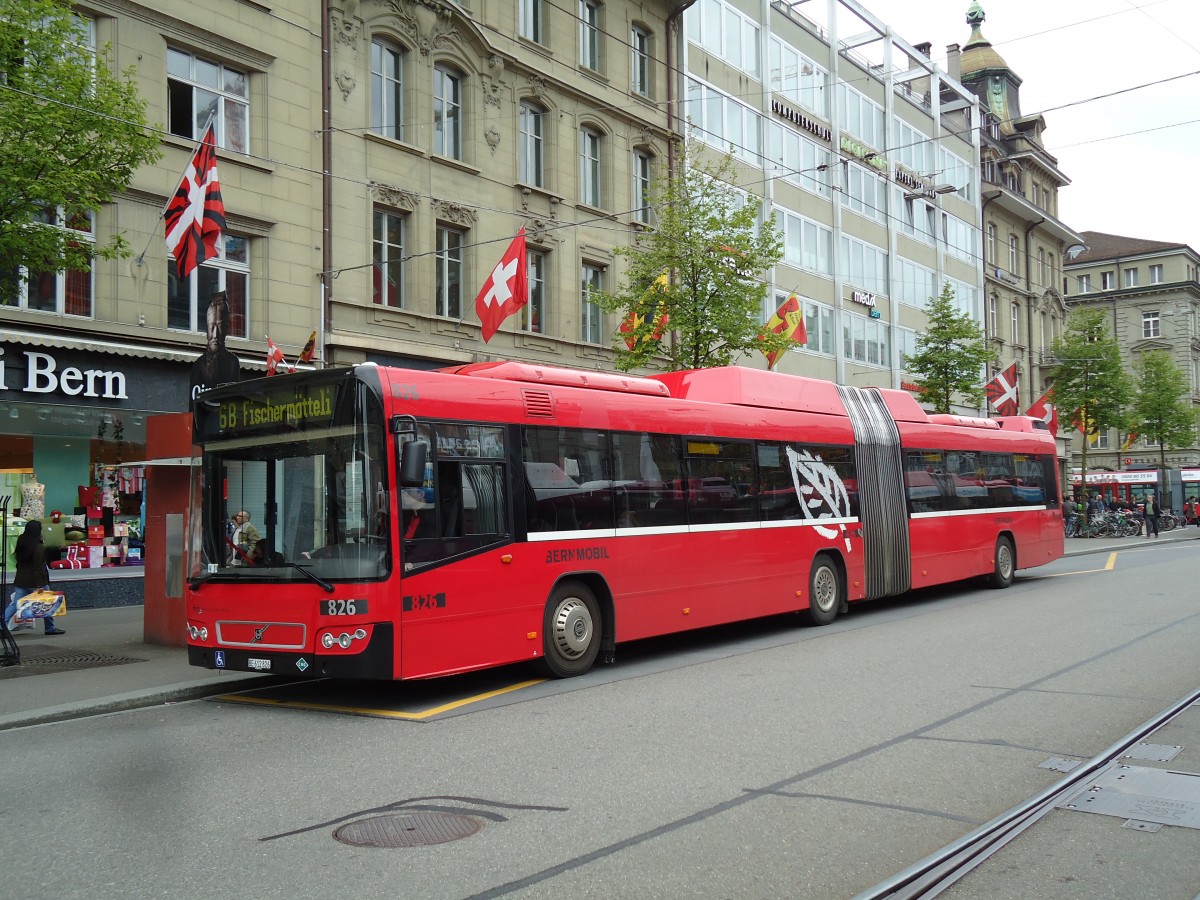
[399,440,428,487]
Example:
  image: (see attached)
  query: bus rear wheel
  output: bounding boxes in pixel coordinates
[540,582,601,677]
[990,536,1015,589]
[803,554,841,626]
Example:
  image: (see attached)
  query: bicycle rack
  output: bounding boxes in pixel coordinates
[0,494,20,666]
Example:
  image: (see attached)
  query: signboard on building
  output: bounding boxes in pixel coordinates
[770,99,832,143]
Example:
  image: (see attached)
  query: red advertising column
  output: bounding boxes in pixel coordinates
[143,412,196,647]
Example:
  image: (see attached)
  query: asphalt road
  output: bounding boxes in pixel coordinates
[3,540,1198,899]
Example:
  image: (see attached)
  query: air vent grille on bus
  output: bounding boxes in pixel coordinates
[523,390,555,417]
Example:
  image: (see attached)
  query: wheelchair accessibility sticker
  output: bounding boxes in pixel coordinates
[215,651,226,668]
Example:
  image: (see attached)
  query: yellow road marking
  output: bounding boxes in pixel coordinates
[215,678,546,720]
[1041,551,1118,577]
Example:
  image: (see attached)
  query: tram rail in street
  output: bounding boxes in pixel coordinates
[856,684,1200,899]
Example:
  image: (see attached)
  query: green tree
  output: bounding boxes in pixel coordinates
[591,140,789,371]
[0,0,161,292]
[1048,307,1132,512]
[902,282,995,413]
[1130,350,1199,495]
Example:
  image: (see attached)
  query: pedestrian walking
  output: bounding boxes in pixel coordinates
[1144,494,1159,538]
[3,520,66,635]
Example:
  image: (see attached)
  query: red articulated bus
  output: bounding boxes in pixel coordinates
[185,361,1063,680]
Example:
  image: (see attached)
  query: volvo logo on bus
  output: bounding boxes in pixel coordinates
[252,625,270,643]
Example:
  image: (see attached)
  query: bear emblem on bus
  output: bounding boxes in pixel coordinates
[786,447,852,547]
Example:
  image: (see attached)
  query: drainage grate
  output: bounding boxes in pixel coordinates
[334,812,483,848]
[0,650,147,679]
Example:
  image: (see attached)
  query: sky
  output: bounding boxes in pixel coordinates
[815,0,1200,252]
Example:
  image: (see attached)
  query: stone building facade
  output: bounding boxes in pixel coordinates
[1063,231,1200,476]
[951,2,1083,412]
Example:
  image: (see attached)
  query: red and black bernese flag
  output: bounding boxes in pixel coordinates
[165,123,226,279]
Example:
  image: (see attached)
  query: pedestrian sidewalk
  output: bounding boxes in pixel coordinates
[0,604,269,730]
[1,526,1198,732]
[1063,522,1200,557]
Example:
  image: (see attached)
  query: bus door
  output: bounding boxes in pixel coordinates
[837,386,911,600]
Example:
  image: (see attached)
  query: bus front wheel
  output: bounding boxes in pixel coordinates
[540,582,601,677]
[990,536,1015,589]
[803,554,841,626]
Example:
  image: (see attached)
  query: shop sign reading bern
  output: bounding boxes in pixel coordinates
[0,348,128,399]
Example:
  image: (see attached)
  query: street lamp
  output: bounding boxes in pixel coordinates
[903,184,958,201]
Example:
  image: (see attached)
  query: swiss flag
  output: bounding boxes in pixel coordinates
[1027,389,1058,435]
[165,123,226,279]
[475,228,528,343]
[266,337,285,376]
[986,363,1019,416]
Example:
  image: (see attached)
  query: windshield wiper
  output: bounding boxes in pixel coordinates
[284,562,335,593]
[188,572,218,591]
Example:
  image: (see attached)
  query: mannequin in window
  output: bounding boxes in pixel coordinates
[21,474,45,521]
[189,291,242,402]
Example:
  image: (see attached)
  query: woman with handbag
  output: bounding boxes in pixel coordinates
[3,520,65,635]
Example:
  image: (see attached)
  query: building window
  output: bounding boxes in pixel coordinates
[167,48,248,152]
[580,0,602,71]
[631,26,651,96]
[687,0,761,80]
[1150,264,1164,284]
[988,294,998,337]
[768,38,827,116]
[519,102,544,187]
[522,250,545,333]
[1143,310,1160,339]
[580,126,602,207]
[1009,234,1019,274]
[581,263,603,343]
[372,208,404,308]
[435,225,463,318]
[840,235,888,295]
[168,234,249,337]
[1040,313,1047,350]
[2,209,94,317]
[1101,270,1115,290]
[1037,249,1046,286]
[519,0,542,43]
[1091,431,1109,450]
[842,310,890,367]
[986,224,996,264]
[633,150,653,224]
[370,40,404,140]
[686,78,762,165]
[769,124,832,197]
[841,163,886,224]
[1076,273,1091,293]
[433,65,462,159]
[1011,303,1019,344]
[1124,267,1139,288]
[780,208,833,276]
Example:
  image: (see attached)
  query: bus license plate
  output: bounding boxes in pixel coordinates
[321,599,367,616]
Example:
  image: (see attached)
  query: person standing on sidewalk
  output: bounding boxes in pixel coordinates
[3,520,66,635]
[1144,494,1159,538]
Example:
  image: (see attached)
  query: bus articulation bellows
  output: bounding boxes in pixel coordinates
[185,361,1063,680]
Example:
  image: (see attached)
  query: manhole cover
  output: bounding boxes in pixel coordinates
[334,812,483,848]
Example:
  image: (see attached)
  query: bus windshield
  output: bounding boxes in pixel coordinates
[188,370,390,585]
